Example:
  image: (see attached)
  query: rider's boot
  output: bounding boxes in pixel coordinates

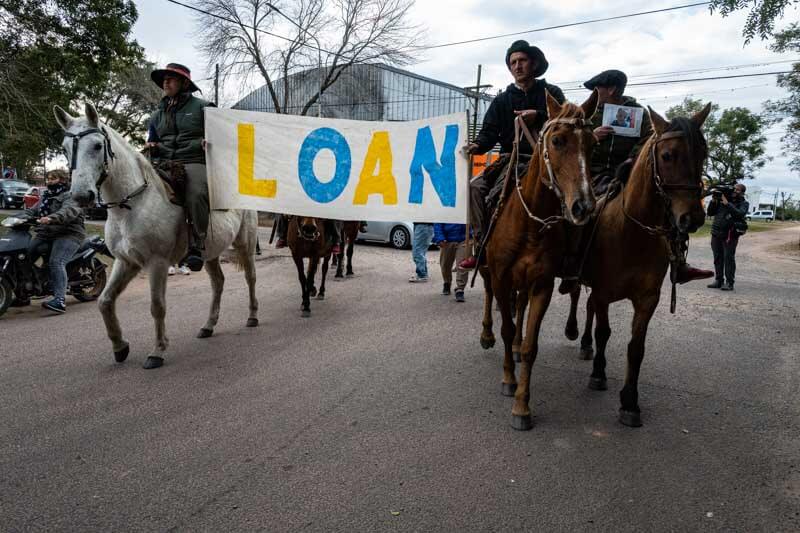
[675,262,714,284]
[183,224,205,272]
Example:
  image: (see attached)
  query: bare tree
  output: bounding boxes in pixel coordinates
[193,0,424,115]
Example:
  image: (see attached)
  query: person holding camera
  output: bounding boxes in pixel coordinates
[707,183,749,291]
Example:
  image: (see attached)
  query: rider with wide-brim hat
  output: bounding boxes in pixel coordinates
[147,63,215,271]
[459,39,565,270]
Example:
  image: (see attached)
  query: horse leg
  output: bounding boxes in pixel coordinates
[294,256,311,317]
[242,252,259,327]
[493,279,517,398]
[234,213,259,327]
[588,297,610,391]
[97,258,141,363]
[334,247,344,278]
[619,294,659,427]
[345,239,354,276]
[142,259,170,369]
[565,287,580,341]
[197,257,224,339]
[318,255,330,299]
[580,293,595,360]
[306,257,319,299]
[512,290,528,363]
[512,280,554,431]
[479,268,495,349]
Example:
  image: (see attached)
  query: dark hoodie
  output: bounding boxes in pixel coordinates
[473,79,565,155]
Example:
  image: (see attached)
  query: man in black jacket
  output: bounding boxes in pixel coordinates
[459,40,565,269]
[707,183,749,291]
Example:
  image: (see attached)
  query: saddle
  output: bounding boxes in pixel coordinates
[139,146,187,206]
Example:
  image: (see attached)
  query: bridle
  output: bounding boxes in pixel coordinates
[621,129,704,236]
[512,115,593,232]
[63,126,148,210]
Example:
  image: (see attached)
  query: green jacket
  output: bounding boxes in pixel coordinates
[23,190,85,243]
[589,96,652,176]
[149,93,215,164]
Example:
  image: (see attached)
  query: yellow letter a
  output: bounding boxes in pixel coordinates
[353,131,397,205]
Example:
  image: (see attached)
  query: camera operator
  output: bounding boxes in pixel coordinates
[707,183,749,291]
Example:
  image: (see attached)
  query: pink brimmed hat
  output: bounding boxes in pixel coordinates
[150,63,201,93]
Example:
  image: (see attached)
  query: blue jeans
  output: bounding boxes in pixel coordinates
[412,223,434,278]
[28,237,81,301]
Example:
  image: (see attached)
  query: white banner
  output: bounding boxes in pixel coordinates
[205,108,468,223]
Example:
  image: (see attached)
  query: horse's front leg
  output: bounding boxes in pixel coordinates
[580,292,595,360]
[619,293,659,427]
[143,259,171,369]
[306,256,319,298]
[565,287,580,341]
[294,256,310,317]
[345,239,354,276]
[589,296,610,391]
[479,267,495,349]
[334,247,344,278]
[242,252,259,327]
[317,254,330,299]
[493,276,517,398]
[97,258,141,363]
[512,279,554,431]
[198,257,225,339]
[512,290,528,363]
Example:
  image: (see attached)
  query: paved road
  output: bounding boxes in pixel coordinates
[1,226,799,531]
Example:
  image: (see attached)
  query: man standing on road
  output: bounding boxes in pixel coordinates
[707,183,749,291]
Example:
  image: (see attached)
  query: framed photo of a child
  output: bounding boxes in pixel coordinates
[602,104,644,137]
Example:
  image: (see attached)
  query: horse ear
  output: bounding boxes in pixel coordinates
[85,102,100,127]
[648,106,669,135]
[580,89,599,119]
[53,106,75,130]
[545,90,562,119]
[691,103,713,128]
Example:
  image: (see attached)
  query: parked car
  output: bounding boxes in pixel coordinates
[357,221,413,249]
[23,186,44,209]
[746,210,774,222]
[0,179,30,209]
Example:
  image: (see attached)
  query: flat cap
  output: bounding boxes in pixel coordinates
[583,69,628,93]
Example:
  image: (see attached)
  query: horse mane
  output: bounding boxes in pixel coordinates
[99,121,170,200]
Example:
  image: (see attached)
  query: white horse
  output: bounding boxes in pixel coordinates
[54,103,259,369]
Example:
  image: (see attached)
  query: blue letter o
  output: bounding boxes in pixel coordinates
[298,128,351,203]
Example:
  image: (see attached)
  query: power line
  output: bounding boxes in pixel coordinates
[561,71,792,92]
[637,83,774,102]
[407,2,711,51]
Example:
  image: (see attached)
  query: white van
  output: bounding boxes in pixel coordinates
[746,210,774,222]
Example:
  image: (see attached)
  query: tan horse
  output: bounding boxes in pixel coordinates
[480,91,599,430]
[565,105,711,427]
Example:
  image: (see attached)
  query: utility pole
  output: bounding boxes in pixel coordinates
[463,65,491,141]
[214,63,219,106]
[781,191,787,221]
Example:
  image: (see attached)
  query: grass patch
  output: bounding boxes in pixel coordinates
[692,219,781,238]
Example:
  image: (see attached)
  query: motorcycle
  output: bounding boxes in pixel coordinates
[0,216,112,317]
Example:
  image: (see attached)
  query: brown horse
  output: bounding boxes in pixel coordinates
[334,221,361,278]
[287,216,334,317]
[564,104,711,427]
[480,90,599,431]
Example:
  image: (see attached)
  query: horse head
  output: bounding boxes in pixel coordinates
[647,104,711,234]
[53,102,115,208]
[297,216,320,241]
[541,90,599,226]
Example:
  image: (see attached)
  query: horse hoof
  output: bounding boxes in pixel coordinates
[619,409,642,427]
[580,346,594,360]
[246,318,259,328]
[511,414,533,431]
[301,309,311,318]
[513,351,521,363]
[143,356,164,369]
[197,328,213,339]
[316,293,325,300]
[501,382,517,397]
[113,345,130,363]
[309,287,317,297]
[588,377,607,390]
[346,272,354,277]
[480,337,495,350]
[565,326,579,341]
[334,273,343,279]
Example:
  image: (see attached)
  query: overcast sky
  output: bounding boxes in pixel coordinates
[132,0,800,201]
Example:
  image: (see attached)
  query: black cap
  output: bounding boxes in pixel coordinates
[583,69,628,93]
[505,40,549,78]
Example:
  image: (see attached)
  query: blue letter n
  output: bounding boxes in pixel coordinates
[408,124,458,207]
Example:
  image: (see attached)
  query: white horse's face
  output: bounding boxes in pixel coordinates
[54,103,110,207]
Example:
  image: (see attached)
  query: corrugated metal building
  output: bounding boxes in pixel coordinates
[233,63,492,134]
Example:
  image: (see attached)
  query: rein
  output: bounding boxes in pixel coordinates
[64,126,149,210]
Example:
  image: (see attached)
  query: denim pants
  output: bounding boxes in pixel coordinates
[28,237,81,301]
[412,223,434,278]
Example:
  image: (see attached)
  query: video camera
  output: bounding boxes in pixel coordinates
[708,184,736,201]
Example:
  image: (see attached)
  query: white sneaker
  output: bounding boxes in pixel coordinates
[178,265,191,275]
[168,266,176,276]
[408,274,429,283]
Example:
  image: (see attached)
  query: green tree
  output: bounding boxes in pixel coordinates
[667,98,769,185]
[0,0,142,177]
[764,24,800,174]
[710,0,800,42]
